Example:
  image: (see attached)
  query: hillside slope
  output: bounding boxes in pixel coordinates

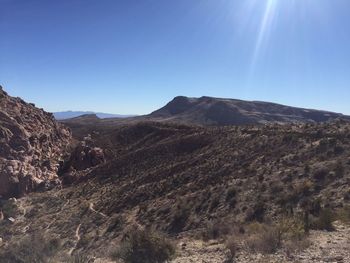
[1,120,349,261]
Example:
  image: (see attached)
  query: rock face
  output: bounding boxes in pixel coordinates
[150,96,350,125]
[0,86,72,198]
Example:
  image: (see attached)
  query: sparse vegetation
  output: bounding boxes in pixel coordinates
[201,219,232,241]
[310,208,335,231]
[337,206,350,224]
[111,227,176,263]
[1,120,350,260]
[168,201,191,233]
[0,233,60,263]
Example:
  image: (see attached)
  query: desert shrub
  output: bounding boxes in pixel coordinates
[0,233,60,263]
[304,164,311,174]
[336,206,350,224]
[310,208,335,231]
[334,161,345,177]
[284,238,311,258]
[245,200,265,223]
[111,227,176,263]
[225,236,237,260]
[333,145,344,155]
[106,215,125,233]
[245,215,307,255]
[295,180,314,197]
[209,195,220,212]
[201,219,232,241]
[226,187,237,201]
[0,199,19,218]
[168,202,190,233]
[313,168,329,181]
[246,225,282,254]
[309,198,322,216]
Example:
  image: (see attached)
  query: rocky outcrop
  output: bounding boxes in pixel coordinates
[0,86,72,198]
[58,137,105,185]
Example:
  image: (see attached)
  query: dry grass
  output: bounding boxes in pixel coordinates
[0,233,60,263]
[111,227,176,263]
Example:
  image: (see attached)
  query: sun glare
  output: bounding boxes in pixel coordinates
[251,0,279,71]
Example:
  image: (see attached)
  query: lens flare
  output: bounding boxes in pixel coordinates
[251,0,279,73]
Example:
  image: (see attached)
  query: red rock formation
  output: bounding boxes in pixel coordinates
[0,86,72,198]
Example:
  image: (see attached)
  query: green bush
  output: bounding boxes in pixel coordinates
[112,227,176,263]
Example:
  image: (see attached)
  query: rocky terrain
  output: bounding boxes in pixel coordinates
[0,86,71,198]
[0,88,349,262]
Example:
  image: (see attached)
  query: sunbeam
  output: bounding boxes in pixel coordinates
[251,0,279,73]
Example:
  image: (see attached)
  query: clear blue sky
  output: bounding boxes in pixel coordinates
[1,0,349,115]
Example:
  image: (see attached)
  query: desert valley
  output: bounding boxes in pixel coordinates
[0,86,349,262]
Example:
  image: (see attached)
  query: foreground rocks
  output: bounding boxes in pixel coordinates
[0,86,71,198]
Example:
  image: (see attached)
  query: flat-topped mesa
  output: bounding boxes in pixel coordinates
[150,96,350,126]
[0,86,72,198]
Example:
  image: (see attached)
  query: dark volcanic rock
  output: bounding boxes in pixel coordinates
[0,86,72,198]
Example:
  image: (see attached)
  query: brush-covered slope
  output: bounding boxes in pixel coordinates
[150,96,349,125]
[0,87,71,198]
[1,120,349,260]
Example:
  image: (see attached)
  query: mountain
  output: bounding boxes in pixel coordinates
[150,96,350,125]
[53,111,135,120]
[0,86,71,198]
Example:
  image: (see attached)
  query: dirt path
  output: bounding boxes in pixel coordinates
[69,223,82,255]
[89,202,108,218]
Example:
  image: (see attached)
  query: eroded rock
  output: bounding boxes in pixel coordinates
[0,86,72,198]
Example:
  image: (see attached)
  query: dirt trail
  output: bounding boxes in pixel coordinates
[89,202,108,218]
[69,223,82,255]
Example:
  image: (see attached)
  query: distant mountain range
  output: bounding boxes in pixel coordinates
[53,111,136,120]
[57,96,350,126]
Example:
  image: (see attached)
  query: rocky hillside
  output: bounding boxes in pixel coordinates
[0,87,71,198]
[1,120,349,261]
[149,96,350,125]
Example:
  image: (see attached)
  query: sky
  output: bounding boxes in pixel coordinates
[1,0,350,115]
